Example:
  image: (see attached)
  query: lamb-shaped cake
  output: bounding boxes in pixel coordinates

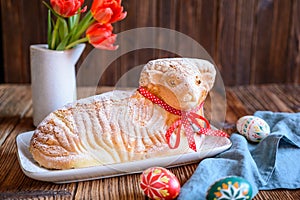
[30,58,225,169]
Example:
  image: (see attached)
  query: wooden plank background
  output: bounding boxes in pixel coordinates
[0,0,299,86]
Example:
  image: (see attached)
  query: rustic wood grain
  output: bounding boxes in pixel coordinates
[0,82,297,198]
[250,0,274,84]
[1,0,47,83]
[268,0,292,83]
[156,0,177,59]
[230,84,299,113]
[1,0,300,86]
[254,189,298,200]
[234,0,255,85]
[287,0,300,84]
[216,0,237,86]
[273,85,300,112]
[0,84,300,199]
[0,103,76,200]
[225,89,250,123]
[0,85,31,146]
[251,0,294,85]
[1,0,25,83]
[177,0,199,56]
[135,0,158,77]
[196,0,218,59]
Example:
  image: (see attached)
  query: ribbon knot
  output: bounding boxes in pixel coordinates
[138,87,229,152]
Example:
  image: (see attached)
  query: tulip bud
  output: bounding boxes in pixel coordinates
[50,0,85,17]
[86,23,118,50]
[91,0,127,24]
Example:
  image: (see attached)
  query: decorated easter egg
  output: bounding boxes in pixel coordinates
[140,167,181,200]
[206,176,253,200]
[236,115,270,142]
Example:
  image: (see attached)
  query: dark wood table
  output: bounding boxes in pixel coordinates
[0,84,300,199]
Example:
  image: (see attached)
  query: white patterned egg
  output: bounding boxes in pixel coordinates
[236,116,270,142]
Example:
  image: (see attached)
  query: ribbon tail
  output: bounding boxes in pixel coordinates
[198,127,230,138]
[182,115,197,151]
[165,120,182,149]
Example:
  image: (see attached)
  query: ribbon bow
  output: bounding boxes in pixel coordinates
[138,87,229,152]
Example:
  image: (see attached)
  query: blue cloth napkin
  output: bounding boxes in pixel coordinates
[178,111,300,199]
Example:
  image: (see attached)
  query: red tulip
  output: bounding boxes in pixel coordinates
[50,0,86,17]
[86,23,118,50]
[91,0,127,24]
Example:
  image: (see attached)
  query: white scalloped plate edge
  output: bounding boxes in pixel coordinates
[16,131,231,184]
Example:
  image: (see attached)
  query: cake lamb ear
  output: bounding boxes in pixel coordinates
[139,59,169,87]
[185,58,217,91]
[139,70,163,87]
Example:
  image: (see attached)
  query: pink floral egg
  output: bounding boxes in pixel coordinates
[140,167,181,200]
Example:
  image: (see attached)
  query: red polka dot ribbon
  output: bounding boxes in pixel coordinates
[138,87,229,152]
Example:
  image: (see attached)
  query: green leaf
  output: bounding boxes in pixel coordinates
[56,35,71,50]
[55,24,79,50]
[222,190,231,197]
[58,18,68,41]
[230,186,235,196]
[69,11,94,43]
[234,189,241,198]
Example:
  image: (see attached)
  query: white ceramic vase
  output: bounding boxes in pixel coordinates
[30,44,85,126]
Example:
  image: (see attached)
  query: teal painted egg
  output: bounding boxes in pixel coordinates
[206,176,253,200]
[236,115,270,142]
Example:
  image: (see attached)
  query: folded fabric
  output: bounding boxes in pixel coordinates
[178,111,300,199]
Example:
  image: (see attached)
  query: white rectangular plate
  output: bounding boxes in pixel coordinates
[16,131,231,184]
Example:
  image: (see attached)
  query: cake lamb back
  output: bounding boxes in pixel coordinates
[29,58,216,169]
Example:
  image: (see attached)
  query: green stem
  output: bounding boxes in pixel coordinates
[65,37,88,49]
[68,12,80,31]
[50,19,61,49]
[68,16,74,30]
[47,10,52,48]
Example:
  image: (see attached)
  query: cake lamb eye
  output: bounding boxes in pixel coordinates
[168,79,177,87]
[196,76,201,85]
[167,77,182,87]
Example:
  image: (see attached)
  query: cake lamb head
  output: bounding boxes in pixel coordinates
[139,58,216,111]
[29,58,217,170]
